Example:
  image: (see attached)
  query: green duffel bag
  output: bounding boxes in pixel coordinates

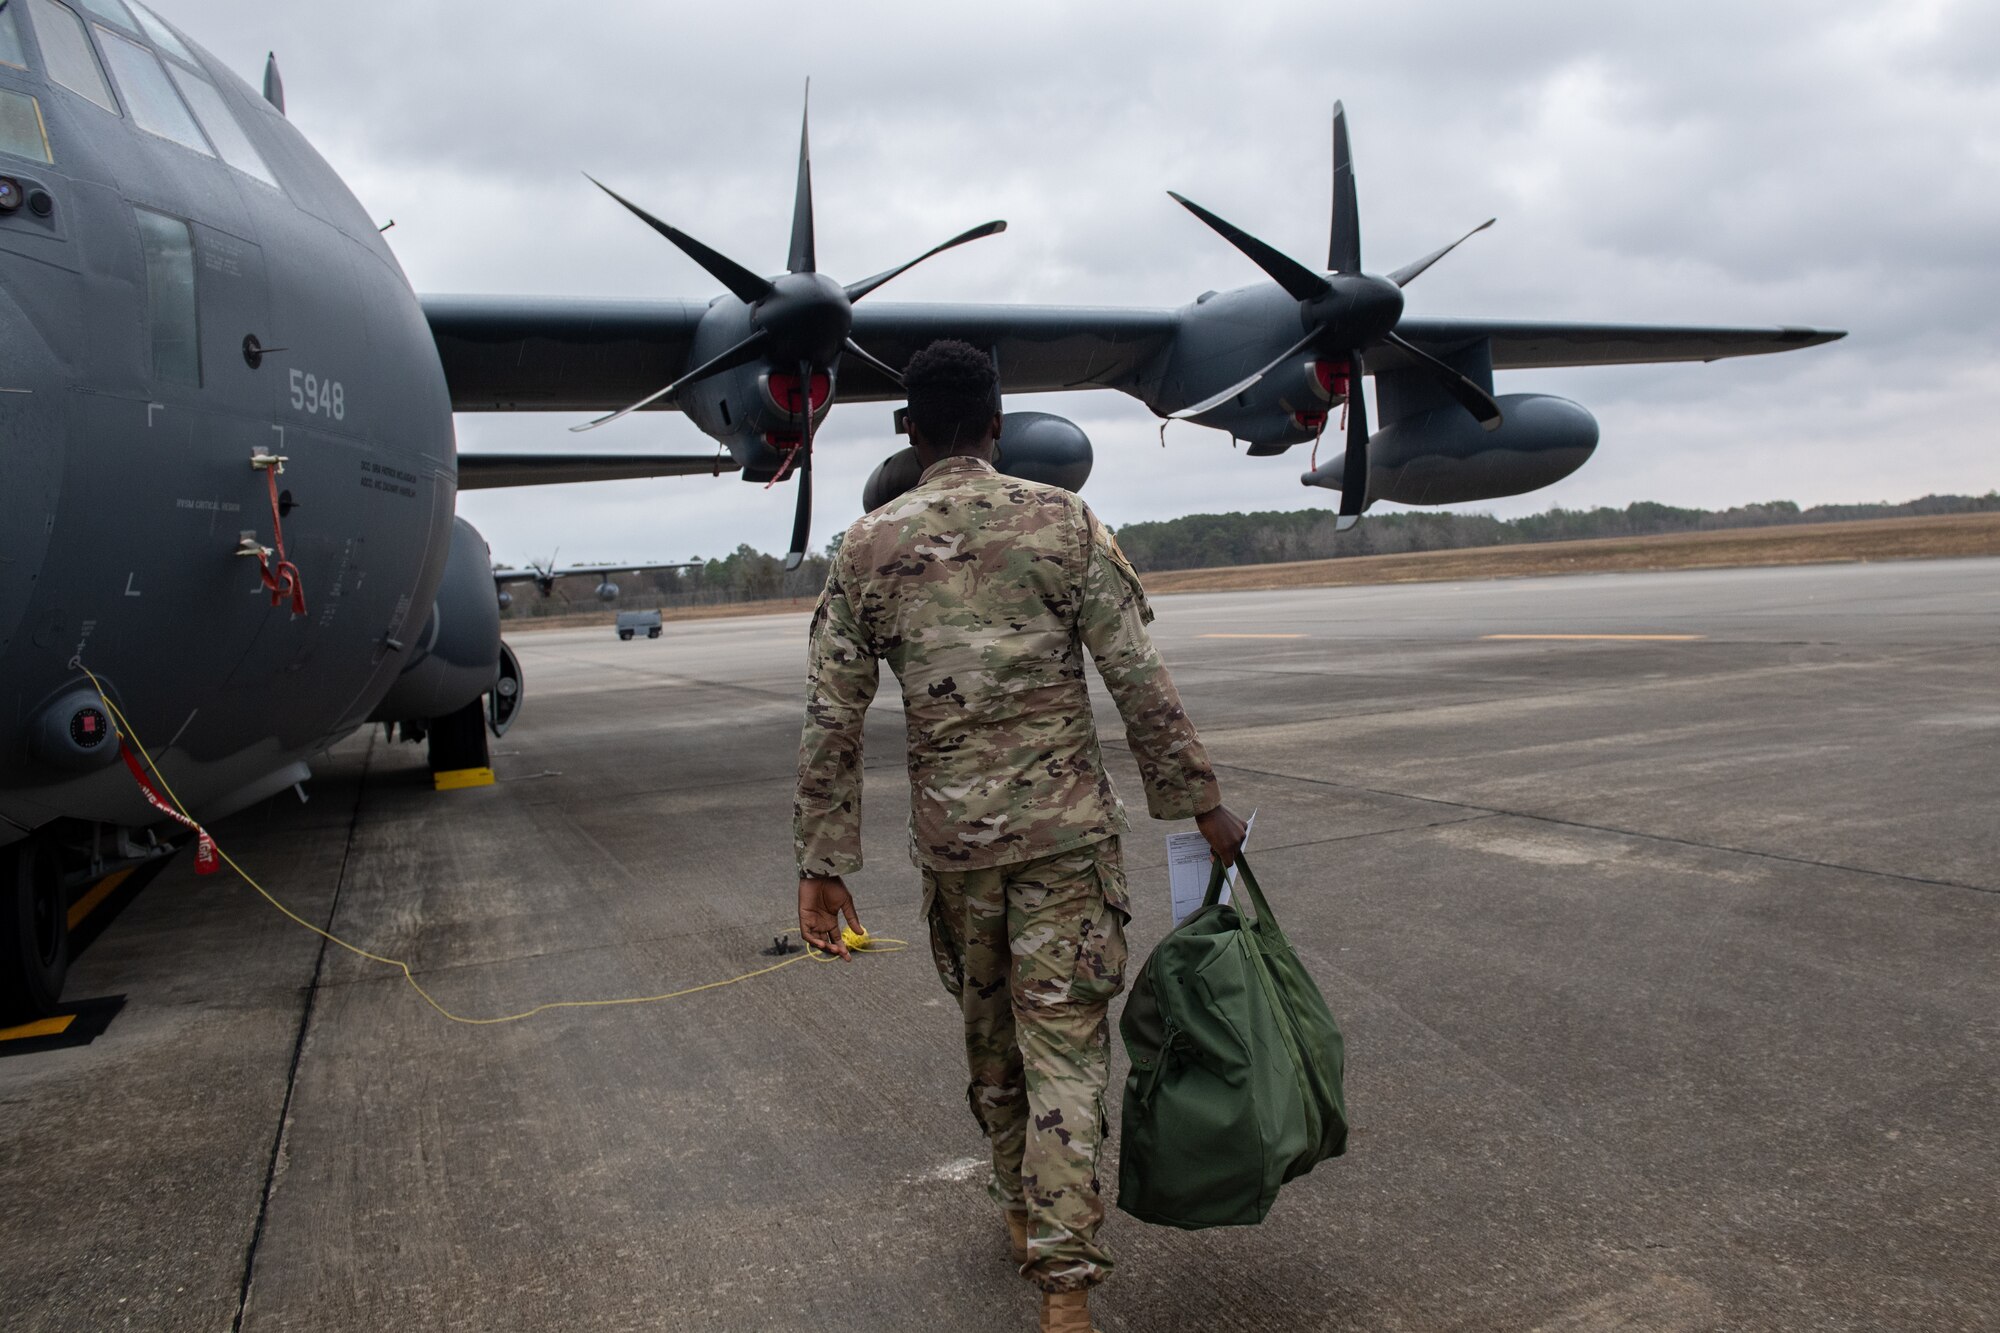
[1117,852,1348,1229]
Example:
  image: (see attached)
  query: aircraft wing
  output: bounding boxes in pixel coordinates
[424,296,710,411]
[1386,318,1845,370]
[423,295,1178,410]
[457,453,737,489]
[841,302,1180,398]
[424,294,1840,412]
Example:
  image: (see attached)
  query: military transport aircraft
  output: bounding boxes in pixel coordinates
[490,556,702,610]
[0,0,1841,1018]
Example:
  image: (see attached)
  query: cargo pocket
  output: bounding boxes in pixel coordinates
[1068,863,1130,1006]
[925,878,966,999]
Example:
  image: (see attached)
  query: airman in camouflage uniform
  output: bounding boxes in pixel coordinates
[794,341,1242,1330]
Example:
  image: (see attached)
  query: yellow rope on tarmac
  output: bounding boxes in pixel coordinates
[74,664,904,1026]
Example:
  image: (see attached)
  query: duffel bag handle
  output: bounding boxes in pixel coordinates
[1201,852,1280,931]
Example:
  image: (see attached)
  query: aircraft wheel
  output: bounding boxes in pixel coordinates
[0,840,69,1021]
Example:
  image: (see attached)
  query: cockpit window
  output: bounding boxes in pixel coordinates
[25,0,116,112]
[97,26,209,154]
[71,0,133,31]
[133,206,199,386]
[0,87,53,163]
[125,1,192,65]
[0,1,30,69]
[169,64,276,187]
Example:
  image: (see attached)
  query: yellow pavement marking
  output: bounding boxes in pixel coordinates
[1200,633,1308,639]
[66,867,134,930]
[1482,634,1707,642]
[433,766,496,791]
[0,1013,76,1042]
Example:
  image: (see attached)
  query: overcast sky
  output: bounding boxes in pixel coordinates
[165,0,1998,566]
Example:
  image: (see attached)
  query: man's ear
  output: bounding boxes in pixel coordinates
[987,412,1005,450]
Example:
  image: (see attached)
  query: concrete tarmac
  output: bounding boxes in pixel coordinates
[2,558,1995,1332]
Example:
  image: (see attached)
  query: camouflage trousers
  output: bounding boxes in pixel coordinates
[922,837,1131,1293]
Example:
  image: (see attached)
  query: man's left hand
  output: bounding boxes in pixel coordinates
[798,875,863,959]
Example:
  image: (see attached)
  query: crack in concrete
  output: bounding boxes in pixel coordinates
[230,733,376,1333]
[303,817,1506,997]
[1176,639,2000,732]
[1203,757,1999,898]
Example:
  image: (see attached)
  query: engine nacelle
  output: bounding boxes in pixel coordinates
[1302,392,1599,506]
[673,306,840,483]
[1158,284,1338,449]
[369,517,505,724]
[595,581,620,602]
[861,412,1093,512]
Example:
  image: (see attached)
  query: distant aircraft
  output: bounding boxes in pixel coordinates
[490,557,703,608]
[0,0,1840,1017]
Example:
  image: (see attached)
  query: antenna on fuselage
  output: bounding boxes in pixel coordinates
[263,53,285,115]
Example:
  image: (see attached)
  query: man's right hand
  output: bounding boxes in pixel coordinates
[798,874,864,959]
[1196,803,1248,866]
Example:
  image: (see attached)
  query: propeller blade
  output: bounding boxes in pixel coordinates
[843,220,1008,303]
[1383,331,1504,430]
[584,175,775,306]
[1336,351,1369,530]
[788,82,815,275]
[784,361,816,571]
[783,451,814,571]
[1387,218,1495,288]
[569,328,769,433]
[842,337,906,387]
[1168,192,1330,303]
[1329,101,1361,274]
[1170,323,1327,420]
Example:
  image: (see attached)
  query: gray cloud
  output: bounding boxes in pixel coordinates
[157,0,1998,563]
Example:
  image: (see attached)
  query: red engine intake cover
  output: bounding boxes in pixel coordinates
[1313,358,1352,401]
[765,370,832,416]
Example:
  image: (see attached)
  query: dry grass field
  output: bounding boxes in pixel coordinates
[1141,511,2000,595]
[505,512,2000,631]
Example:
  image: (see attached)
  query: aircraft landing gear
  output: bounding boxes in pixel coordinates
[0,839,69,1021]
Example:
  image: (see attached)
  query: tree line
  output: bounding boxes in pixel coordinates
[1110,493,2000,572]
[502,492,1997,614]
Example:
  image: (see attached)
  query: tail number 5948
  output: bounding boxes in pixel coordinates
[289,369,346,420]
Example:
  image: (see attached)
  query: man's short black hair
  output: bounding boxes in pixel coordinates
[904,339,1001,452]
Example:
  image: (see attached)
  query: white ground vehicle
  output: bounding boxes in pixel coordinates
[615,610,664,641]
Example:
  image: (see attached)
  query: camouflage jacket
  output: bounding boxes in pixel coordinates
[795,455,1219,876]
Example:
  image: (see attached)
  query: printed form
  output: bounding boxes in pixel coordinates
[1166,810,1255,927]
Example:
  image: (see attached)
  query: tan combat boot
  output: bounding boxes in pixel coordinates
[1005,1210,1029,1267]
[1039,1290,1102,1333]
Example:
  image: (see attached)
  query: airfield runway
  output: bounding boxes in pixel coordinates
[2,558,1995,1332]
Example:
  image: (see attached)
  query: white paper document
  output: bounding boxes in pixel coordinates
[1166,809,1256,927]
